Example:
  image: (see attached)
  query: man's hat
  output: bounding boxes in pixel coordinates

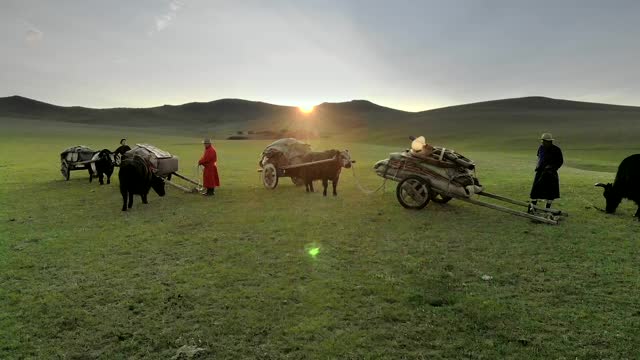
[540,133,554,141]
[202,138,212,144]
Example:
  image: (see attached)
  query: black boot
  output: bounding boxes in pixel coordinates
[206,188,215,196]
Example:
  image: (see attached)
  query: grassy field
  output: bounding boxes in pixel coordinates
[1,122,639,359]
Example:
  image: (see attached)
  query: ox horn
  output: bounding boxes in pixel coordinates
[594,183,606,187]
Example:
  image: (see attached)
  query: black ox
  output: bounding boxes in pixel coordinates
[595,154,640,219]
[119,155,166,211]
[89,149,115,185]
[287,149,352,196]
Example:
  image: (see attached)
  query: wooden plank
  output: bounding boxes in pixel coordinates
[281,158,336,169]
[478,191,566,216]
[457,197,558,225]
[172,172,200,186]
[162,178,196,193]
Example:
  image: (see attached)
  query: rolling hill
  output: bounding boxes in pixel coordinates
[1,95,639,147]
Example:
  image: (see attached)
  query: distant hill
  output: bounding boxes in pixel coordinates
[0,95,412,138]
[420,96,640,113]
[0,95,296,127]
[1,95,639,146]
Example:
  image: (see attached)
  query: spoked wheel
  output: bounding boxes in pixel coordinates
[396,176,431,209]
[262,163,279,189]
[432,193,453,204]
[61,161,70,181]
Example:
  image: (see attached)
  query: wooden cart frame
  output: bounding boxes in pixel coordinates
[60,147,109,181]
[381,157,567,225]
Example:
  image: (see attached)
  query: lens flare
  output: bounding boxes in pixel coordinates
[308,247,320,258]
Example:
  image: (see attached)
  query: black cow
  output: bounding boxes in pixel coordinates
[288,149,352,196]
[595,154,640,219]
[89,149,115,185]
[118,155,166,211]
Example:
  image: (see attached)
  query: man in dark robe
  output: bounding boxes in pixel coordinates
[530,133,563,210]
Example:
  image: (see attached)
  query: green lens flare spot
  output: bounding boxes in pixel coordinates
[308,247,320,258]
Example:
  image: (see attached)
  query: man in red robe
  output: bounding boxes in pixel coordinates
[198,138,220,196]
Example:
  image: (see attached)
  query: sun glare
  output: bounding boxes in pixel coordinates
[299,105,314,114]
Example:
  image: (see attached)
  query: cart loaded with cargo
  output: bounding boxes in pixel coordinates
[373,136,567,224]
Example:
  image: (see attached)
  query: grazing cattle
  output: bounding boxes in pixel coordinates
[118,155,166,211]
[288,149,352,196]
[595,154,640,219]
[89,149,115,185]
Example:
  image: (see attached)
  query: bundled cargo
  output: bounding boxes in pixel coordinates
[125,144,179,177]
[259,138,312,169]
[61,145,95,164]
[374,150,482,199]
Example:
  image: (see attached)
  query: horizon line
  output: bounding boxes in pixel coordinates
[2,94,639,113]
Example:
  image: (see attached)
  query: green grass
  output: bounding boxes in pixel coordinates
[1,122,639,359]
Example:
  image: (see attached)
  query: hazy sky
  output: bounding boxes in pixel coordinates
[2,0,639,111]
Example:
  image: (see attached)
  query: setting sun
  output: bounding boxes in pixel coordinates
[299,105,314,114]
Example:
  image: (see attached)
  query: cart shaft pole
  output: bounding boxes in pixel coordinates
[172,172,200,186]
[282,158,336,169]
[458,197,558,225]
[477,191,565,216]
[162,178,196,193]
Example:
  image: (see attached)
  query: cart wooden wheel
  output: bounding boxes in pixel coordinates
[396,176,431,209]
[262,163,279,189]
[432,193,452,204]
[61,160,70,181]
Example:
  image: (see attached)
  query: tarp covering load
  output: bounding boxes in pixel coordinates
[125,143,179,176]
[259,138,312,168]
[60,146,95,163]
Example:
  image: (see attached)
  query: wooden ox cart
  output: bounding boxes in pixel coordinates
[257,138,351,189]
[124,144,204,193]
[374,147,567,225]
[259,138,312,189]
[60,146,114,181]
